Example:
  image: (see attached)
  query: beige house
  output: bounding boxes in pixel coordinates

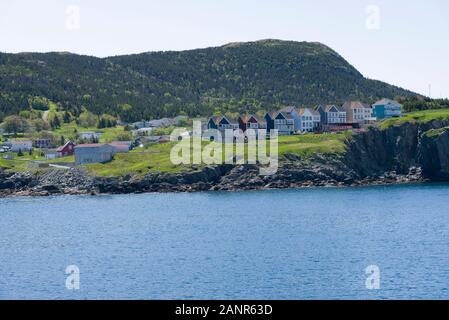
[341,101,375,124]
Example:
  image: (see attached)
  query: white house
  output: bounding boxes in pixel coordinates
[79,131,102,140]
[45,149,59,160]
[297,108,321,132]
[9,140,33,152]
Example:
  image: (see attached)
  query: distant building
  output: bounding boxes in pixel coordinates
[297,108,321,132]
[148,118,175,128]
[74,144,115,165]
[133,127,153,136]
[109,141,132,153]
[33,138,53,149]
[316,105,347,125]
[45,149,59,160]
[341,101,375,124]
[274,112,295,135]
[207,116,239,132]
[276,107,297,131]
[132,120,151,129]
[264,112,277,133]
[9,140,33,152]
[79,131,102,140]
[277,106,320,133]
[56,141,76,157]
[238,115,266,132]
[372,98,403,119]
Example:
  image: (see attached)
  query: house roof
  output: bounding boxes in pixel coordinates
[342,101,371,110]
[109,141,132,146]
[277,111,294,120]
[222,116,238,124]
[209,115,223,125]
[298,107,320,116]
[373,98,402,106]
[10,139,32,143]
[239,115,252,123]
[265,111,278,119]
[56,141,74,152]
[324,104,345,112]
[239,114,265,124]
[75,143,110,149]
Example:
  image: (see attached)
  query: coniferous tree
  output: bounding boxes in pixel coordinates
[63,111,71,123]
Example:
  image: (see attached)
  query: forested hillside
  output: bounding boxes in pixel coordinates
[0,39,417,122]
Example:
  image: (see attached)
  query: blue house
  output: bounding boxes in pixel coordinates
[207,115,239,131]
[316,104,347,125]
[279,106,321,132]
[264,112,277,133]
[372,99,403,120]
[274,111,295,135]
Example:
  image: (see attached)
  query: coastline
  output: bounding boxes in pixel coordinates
[2,117,449,198]
[0,159,426,198]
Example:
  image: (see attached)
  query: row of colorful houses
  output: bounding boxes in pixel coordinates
[207,99,402,135]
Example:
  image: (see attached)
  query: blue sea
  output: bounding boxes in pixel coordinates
[1,184,449,300]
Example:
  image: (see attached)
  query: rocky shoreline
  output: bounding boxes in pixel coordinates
[0,156,427,197]
[1,119,449,197]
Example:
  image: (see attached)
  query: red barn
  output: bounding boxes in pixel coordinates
[238,115,266,132]
[57,141,76,157]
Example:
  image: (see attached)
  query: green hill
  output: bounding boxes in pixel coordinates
[0,39,417,122]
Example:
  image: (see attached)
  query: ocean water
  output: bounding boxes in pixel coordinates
[1,184,449,300]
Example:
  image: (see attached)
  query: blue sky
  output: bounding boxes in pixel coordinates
[0,0,448,98]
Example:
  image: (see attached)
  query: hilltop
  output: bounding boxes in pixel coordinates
[0,39,416,122]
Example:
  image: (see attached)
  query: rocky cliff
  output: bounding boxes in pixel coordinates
[345,119,449,179]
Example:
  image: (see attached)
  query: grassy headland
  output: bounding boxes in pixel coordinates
[380,109,449,129]
[85,133,351,177]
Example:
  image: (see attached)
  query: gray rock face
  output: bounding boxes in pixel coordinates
[418,128,449,180]
[345,119,449,179]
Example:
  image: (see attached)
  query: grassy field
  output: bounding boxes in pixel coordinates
[1,132,351,175]
[53,123,129,143]
[84,133,351,177]
[86,142,191,176]
[0,157,31,171]
[277,133,350,157]
[0,149,45,171]
[380,109,449,129]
